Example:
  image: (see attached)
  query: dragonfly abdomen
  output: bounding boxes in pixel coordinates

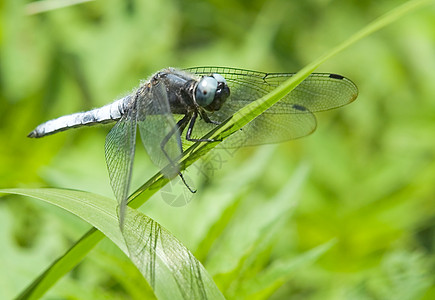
[28,96,130,138]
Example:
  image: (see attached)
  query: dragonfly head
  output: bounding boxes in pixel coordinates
[193,73,230,112]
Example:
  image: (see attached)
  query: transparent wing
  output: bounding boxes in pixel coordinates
[222,109,317,148]
[105,103,137,226]
[137,80,182,178]
[184,67,358,147]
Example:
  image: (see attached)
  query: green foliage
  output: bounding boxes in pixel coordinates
[1,0,435,299]
[0,188,223,299]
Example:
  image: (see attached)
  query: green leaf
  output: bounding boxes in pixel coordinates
[0,189,223,300]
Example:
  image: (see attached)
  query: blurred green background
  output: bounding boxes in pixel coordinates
[1,0,434,299]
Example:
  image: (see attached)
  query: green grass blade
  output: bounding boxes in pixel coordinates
[0,189,223,300]
[17,228,104,300]
[7,0,432,298]
[1,189,120,299]
[122,208,224,300]
[25,0,93,15]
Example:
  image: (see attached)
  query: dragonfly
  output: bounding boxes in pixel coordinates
[28,66,358,224]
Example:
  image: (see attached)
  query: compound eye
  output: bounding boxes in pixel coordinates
[212,73,227,85]
[195,77,217,107]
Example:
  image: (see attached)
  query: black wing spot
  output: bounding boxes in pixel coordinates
[292,104,307,111]
[329,73,344,80]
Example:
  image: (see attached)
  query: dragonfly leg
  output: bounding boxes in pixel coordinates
[186,112,219,142]
[179,172,196,193]
[200,111,221,125]
[160,114,197,193]
[160,114,190,151]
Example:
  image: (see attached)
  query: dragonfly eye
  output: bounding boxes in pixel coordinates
[195,77,217,107]
[212,73,227,85]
